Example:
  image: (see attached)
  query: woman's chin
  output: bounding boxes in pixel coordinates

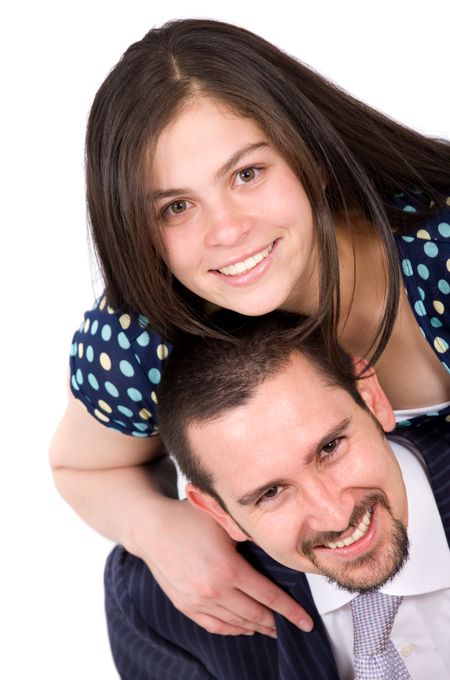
[221,296,285,317]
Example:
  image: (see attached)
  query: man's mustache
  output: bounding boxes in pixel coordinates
[301,492,392,555]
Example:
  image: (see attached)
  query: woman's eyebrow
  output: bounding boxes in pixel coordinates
[213,141,269,181]
[150,141,269,202]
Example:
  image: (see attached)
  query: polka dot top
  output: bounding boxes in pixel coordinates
[70,298,172,437]
[70,195,450,436]
[394,193,450,373]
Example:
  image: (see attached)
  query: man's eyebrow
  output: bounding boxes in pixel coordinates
[235,416,352,507]
[236,478,289,508]
[150,141,269,202]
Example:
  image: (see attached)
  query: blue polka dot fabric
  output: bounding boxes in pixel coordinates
[70,296,172,437]
[70,194,450,435]
[395,194,450,377]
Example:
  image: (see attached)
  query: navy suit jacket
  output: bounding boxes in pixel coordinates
[105,419,450,679]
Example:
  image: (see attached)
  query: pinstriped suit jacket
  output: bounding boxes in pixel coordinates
[105,420,450,679]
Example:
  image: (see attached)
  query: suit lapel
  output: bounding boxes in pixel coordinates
[275,578,340,680]
[239,542,340,679]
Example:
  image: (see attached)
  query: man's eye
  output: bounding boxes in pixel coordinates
[321,438,341,459]
[257,485,281,505]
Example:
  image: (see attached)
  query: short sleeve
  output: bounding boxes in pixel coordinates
[69,295,172,437]
[395,193,450,374]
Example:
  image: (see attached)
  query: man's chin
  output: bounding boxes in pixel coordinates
[315,520,409,594]
[323,551,407,594]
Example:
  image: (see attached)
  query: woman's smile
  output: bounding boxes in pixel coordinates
[214,241,275,277]
[153,97,318,316]
[210,240,279,288]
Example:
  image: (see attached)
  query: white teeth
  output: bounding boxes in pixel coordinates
[323,508,372,550]
[352,528,365,540]
[218,244,273,276]
[361,512,371,527]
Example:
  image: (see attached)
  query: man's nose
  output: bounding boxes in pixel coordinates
[302,479,352,535]
[204,200,252,247]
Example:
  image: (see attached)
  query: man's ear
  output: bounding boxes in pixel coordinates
[353,358,396,432]
[186,483,249,542]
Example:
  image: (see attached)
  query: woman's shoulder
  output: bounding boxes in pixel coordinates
[392,190,450,242]
[69,295,173,437]
[394,191,450,266]
[394,190,450,277]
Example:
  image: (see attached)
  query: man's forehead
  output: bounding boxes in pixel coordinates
[187,355,357,464]
[188,352,348,431]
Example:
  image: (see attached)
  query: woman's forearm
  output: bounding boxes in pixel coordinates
[52,457,179,559]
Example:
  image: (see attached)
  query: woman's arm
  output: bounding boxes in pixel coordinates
[50,388,178,544]
[50,390,314,636]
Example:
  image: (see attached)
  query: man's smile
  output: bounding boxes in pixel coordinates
[322,507,372,549]
[299,496,409,593]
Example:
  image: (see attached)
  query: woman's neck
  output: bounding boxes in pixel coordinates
[335,224,450,408]
[335,225,388,356]
[278,218,389,354]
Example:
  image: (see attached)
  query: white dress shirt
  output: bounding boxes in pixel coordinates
[305,441,450,679]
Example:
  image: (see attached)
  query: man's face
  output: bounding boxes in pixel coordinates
[187,354,408,593]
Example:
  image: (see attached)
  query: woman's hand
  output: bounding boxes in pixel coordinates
[142,500,314,637]
[51,394,313,637]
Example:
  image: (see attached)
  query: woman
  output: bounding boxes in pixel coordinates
[50,18,450,639]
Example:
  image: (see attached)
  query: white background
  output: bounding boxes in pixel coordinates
[2,1,449,677]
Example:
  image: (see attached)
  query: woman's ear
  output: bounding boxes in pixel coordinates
[353,358,396,432]
[186,483,249,542]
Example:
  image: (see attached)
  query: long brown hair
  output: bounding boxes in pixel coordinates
[85,18,450,366]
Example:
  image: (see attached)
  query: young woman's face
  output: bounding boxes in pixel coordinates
[152,97,318,316]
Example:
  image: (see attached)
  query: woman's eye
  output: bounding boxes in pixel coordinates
[239,167,256,182]
[161,199,190,219]
[168,200,187,215]
[234,166,262,187]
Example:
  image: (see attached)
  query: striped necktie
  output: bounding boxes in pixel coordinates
[351,591,411,679]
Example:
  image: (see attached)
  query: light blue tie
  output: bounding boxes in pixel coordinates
[351,591,411,679]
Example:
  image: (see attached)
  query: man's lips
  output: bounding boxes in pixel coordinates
[322,508,372,549]
[311,504,379,559]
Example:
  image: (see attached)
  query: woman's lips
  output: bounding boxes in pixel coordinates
[217,243,274,276]
[210,240,278,286]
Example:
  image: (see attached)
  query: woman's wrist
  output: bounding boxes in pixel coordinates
[123,492,181,561]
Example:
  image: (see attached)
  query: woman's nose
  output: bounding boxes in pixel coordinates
[204,201,252,247]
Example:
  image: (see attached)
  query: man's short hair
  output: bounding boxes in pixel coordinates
[157,311,365,507]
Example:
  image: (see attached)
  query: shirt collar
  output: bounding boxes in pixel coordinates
[306,440,450,614]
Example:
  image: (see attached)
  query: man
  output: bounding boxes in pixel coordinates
[105,312,450,679]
